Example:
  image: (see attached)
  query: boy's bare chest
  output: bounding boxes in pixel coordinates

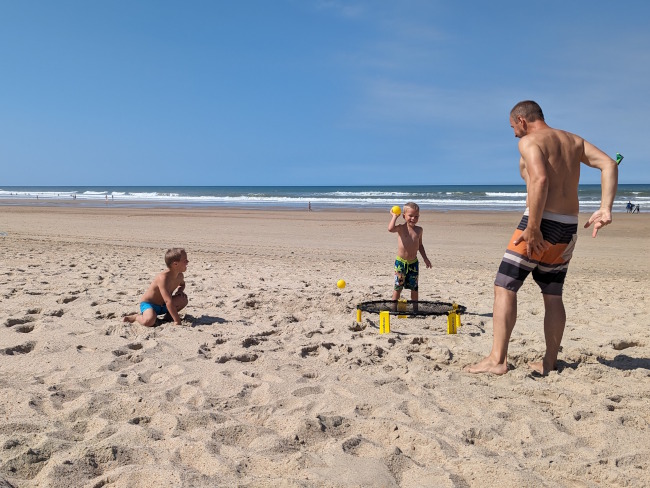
[400,227,420,243]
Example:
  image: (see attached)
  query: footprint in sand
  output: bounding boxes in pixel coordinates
[215,353,259,364]
[242,337,262,348]
[291,386,323,397]
[300,345,320,358]
[57,296,78,304]
[294,415,351,445]
[15,324,35,333]
[95,311,117,320]
[1,342,36,355]
[48,387,84,410]
[106,344,144,371]
[1,445,52,480]
[198,343,213,359]
[341,435,363,455]
[4,316,35,328]
[611,339,641,351]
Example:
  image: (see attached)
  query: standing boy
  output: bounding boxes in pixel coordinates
[123,248,189,326]
[388,202,432,302]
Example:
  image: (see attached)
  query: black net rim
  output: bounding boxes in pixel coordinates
[356,300,466,316]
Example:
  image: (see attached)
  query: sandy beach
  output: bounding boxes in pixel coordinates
[1,205,648,487]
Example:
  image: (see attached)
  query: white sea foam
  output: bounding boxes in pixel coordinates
[0,187,646,211]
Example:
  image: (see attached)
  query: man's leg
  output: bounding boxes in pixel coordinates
[466,285,517,374]
[529,293,565,375]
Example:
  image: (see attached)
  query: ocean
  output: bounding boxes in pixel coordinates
[0,185,648,212]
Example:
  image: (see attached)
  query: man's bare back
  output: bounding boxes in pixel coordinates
[519,127,584,215]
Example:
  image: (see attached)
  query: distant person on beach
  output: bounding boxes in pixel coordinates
[388,202,432,303]
[123,248,189,326]
[634,204,640,213]
[467,100,618,376]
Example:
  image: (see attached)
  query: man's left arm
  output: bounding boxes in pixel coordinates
[582,140,618,237]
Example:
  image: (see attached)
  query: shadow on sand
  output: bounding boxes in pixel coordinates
[158,314,227,327]
[597,354,650,371]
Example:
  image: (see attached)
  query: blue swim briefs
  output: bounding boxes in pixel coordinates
[140,301,168,316]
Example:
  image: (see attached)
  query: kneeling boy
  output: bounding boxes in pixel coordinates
[123,248,189,326]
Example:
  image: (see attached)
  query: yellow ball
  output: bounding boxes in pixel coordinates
[391,205,402,216]
[337,279,346,289]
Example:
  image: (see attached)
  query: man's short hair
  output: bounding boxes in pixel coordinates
[510,100,544,122]
[404,202,420,212]
[165,248,186,268]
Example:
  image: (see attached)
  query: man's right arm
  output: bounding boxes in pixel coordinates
[514,137,550,257]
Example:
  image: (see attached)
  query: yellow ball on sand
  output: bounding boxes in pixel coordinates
[391,205,402,216]
[337,279,346,289]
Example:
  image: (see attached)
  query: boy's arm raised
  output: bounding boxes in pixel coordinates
[388,211,400,232]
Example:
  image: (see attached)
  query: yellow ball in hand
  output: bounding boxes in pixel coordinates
[337,279,346,289]
[391,205,402,216]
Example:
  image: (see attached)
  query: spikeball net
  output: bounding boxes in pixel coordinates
[356,300,466,317]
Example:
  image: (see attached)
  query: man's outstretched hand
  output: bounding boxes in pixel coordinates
[584,209,612,238]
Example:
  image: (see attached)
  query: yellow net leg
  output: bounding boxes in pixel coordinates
[356,309,362,322]
[397,298,407,318]
[380,311,390,334]
[447,312,457,334]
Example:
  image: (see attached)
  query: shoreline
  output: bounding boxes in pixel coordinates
[2,181,647,214]
[1,198,533,212]
[0,198,643,214]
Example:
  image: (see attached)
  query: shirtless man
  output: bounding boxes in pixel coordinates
[467,100,618,375]
[123,248,189,326]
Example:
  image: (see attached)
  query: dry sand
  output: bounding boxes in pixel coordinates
[0,205,648,487]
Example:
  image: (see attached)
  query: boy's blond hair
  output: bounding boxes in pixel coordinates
[404,202,420,212]
[165,248,186,268]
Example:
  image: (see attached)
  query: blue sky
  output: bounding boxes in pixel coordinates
[1,1,648,186]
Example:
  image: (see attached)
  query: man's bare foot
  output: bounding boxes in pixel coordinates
[465,356,509,375]
[528,360,557,376]
[123,314,137,324]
